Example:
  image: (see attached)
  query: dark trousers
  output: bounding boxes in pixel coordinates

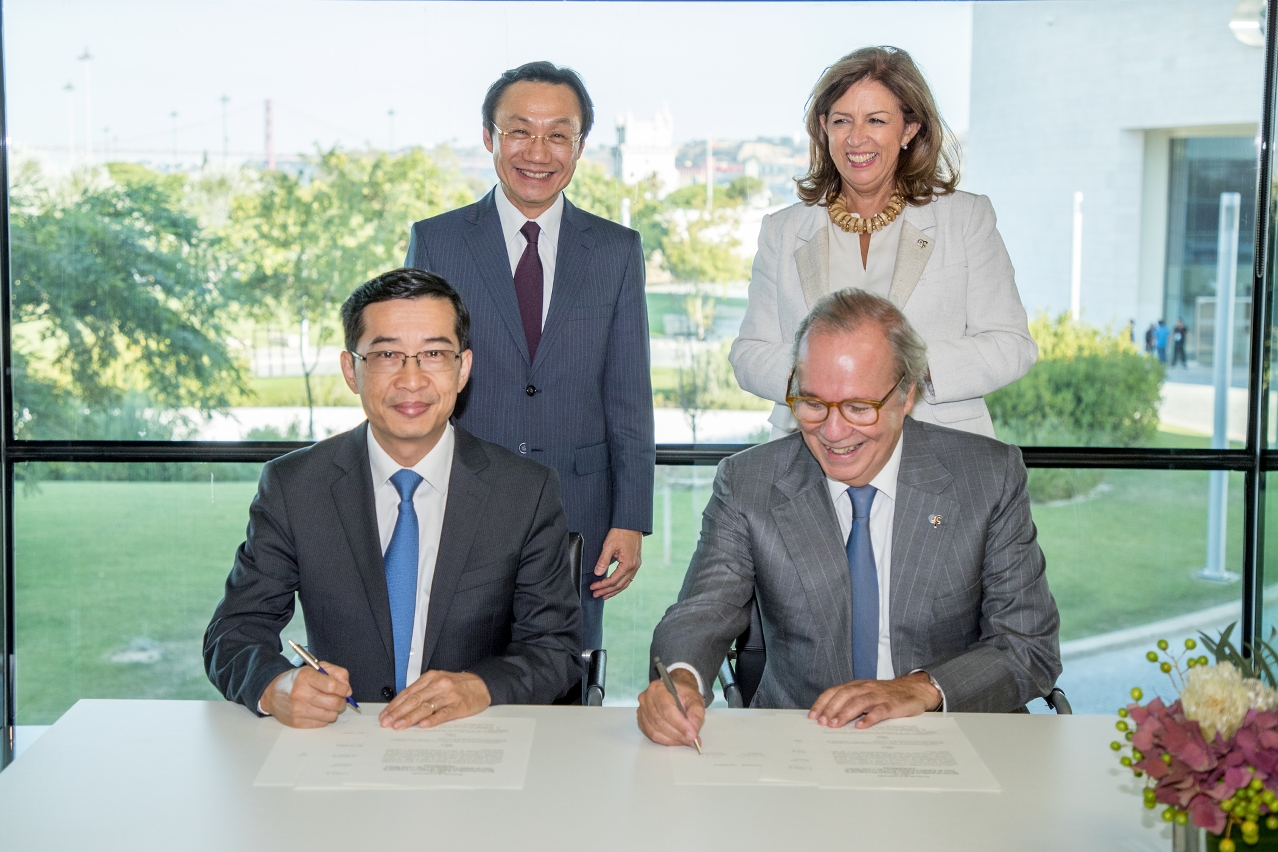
[1171,341,1187,367]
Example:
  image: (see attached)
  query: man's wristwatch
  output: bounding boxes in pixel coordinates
[924,673,945,712]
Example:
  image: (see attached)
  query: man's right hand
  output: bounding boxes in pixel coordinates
[259,663,352,728]
[636,668,705,747]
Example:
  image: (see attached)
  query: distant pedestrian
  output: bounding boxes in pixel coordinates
[1155,319,1170,364]
[1127,319,1135,345]
[1171,318,1188,367]
[1145,323,1156,356]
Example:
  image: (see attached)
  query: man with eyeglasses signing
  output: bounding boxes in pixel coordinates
[406,61,654,654]
[638,289,1060,746]
[205,269,581,727]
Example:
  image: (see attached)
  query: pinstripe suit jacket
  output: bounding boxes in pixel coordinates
[652,418,1060,712]
[406,190,655,567]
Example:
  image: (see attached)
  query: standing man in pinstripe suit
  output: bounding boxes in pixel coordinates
[639,290,1059,746]
[406,62,654,650]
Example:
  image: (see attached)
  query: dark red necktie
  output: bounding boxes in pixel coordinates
[514,221,543,361]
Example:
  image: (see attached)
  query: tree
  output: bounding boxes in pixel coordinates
[567,161,667,262]
[224,146,472,437]
[9,160,246,439]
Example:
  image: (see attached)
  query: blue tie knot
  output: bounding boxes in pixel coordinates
[848,485,877,520]
[390,469,423,503]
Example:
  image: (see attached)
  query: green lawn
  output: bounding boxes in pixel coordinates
[12,434,1263,722]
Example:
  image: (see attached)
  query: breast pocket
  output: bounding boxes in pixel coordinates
[570,303,614,322]
[453,558,516,593]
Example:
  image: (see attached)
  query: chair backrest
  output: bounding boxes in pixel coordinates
[733,597,766,707]
[567,532,583,593]
[554,532,606,706]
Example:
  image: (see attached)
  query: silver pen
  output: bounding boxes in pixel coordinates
[289,639,361,713]
[654,656,702,754]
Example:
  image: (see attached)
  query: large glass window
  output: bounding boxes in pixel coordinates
[3,0,1278,751]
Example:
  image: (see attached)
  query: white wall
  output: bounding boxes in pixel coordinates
[965,0,1263,327]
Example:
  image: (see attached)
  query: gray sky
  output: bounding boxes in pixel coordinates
[7,0,973,161]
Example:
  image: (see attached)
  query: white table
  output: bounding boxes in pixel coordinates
[0,700,1171,851]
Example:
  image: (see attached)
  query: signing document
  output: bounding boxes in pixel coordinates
[672,712,999,792]
[255,709,535,790]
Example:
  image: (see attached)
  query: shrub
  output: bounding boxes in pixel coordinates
[988,313,1164,501]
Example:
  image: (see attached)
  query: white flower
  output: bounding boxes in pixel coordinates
[1180,662,1272,741]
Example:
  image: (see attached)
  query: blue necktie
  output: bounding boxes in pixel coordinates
[846,485,879,681]
[385,469,423,693]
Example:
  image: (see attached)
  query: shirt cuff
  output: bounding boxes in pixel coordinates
[665,662,706,700]
[910,669,947,713]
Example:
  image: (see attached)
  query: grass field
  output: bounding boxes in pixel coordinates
[11,433,1262,723]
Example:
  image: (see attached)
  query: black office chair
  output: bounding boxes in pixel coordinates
[556,532,608,706]
[715,595,1072,715]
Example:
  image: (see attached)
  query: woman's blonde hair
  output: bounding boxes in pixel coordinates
[796,46,960,207]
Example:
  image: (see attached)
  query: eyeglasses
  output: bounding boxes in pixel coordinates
[785,371,906,427]
[349,349,462,374]
[492,126,582,153]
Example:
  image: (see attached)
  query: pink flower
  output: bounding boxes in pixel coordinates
[1190,794,1228,833]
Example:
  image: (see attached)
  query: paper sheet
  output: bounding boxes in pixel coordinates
[672,713,815,786]
[794,716,1001,792]
[254,713,535,790]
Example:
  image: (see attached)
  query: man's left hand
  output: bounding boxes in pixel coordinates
[808,671,941,729]
[379,670,491,730]
[590,528,642,599]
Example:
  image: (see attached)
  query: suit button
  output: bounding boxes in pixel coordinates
[518,442,529,454]
[381,687,395,700]
[526,384,537,396]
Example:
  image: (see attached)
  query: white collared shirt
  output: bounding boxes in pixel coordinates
[493,185,564,328]
[366,423,455,689]
[827,213,904,299]
[825,429,905,682]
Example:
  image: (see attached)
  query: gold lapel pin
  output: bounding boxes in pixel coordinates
[918,239,929,249]
[929,514,943,528]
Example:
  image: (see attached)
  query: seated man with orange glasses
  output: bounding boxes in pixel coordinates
[638,289,1060,747]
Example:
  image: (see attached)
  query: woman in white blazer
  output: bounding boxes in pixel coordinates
[730,46,1036,438]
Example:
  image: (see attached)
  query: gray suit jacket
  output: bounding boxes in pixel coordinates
[652,419,1060,712]
[204,423,582,711]
[729,192,1037,437]
[406,190,655,572]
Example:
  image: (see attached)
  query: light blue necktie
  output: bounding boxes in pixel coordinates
[846,485,879,681]
[385,469,423,694]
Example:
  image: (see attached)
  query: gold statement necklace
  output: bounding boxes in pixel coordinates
[827,192,906,235]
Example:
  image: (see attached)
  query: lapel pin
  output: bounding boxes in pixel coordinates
[929,514,943,528]
[918,239,929,249]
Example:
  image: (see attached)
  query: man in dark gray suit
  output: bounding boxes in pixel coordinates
[639,290,1060,746]
[205,269,580,728]
[405,61,654,650]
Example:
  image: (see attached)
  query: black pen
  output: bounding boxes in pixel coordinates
[654,656,702,754]
[289,639,361,713]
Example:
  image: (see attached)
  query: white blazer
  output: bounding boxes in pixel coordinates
[729,191,1037,437]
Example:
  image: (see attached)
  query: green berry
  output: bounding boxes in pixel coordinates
[1145,788,1157,801]
[1251,779,1264,792]
[1225,800,1237,812]
[1126,732,1134,741]
[1186,638,1198,650]
[1176,811,1189,825]
[1121,757,1133,767]
[1117,720,1129,732]
[1188,657,1199,668]
[1220,839,1237,852]
[1111,741,1123,751]
[1158,639,1170,651]
[1266,815,1277,830]
[1145,798,1157,809]
[1162,807,1175,822]
[1199,656,1210,666]
[1135,770,1144,778]
[1161,662,1173,673]
[1147,651,1160,662]
[1263,791,1276,806]
[1132,687,1144,701]
[1118,708,1129,717]
[1133,749,1144,760]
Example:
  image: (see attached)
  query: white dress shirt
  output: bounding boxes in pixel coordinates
[825,430,904,682]
[827,213,904,299]
[493,185,564,328]
[366,423,455,689]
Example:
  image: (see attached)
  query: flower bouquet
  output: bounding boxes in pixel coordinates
[1116,625,1278,851]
